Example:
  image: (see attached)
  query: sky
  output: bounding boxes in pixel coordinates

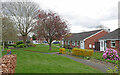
[33,0,119,33]
[1,0,120,33]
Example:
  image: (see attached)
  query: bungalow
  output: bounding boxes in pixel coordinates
[63,29,109,50]
[99,28,120,52]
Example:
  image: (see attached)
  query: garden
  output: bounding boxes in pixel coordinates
[2,44,102,73]
[59,47,119,65]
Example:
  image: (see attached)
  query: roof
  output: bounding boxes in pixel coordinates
[65,29,103,41]
[99,28,120,40]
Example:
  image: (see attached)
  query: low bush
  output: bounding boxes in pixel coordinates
[59,48,65,54]
[26,40,31,44]
[8,44,14,46]
[16,44,26,48]
[63,45,71,49]
[16,41,23,45]
[13,44,17,48]
[72,48,94,56]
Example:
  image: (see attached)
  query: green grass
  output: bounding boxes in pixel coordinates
[52,43,62,47]
[91,52,103,60]
[2,44,102,73]
[23,44,60,53]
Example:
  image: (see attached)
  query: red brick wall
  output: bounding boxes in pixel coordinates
[70,41,72,48]
[107,40,120,52]
[75,41,77,47]
[85,30,108,49]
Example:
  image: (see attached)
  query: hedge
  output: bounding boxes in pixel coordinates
[72,48,94,56]
[59,48,65,54]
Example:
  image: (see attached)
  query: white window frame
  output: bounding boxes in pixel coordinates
[89,44,92,48]
[111,40,116,48]
[68,40,70,45]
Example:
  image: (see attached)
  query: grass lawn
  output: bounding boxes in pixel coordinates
[2,44,102,73]
[23,44,60,53]
[52,43,62,47]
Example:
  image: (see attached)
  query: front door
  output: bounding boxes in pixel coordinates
[94,42,100,51]
[100,40,106,51]
[80,41,84,49]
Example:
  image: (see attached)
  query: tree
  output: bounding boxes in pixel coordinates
[1,17,18,49]
[32,35,36,40]
[2,2,40,44]
[35,11,69,50]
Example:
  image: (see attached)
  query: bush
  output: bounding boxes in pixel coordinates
[16,41,23,45]
[26,40,31,44]
[107,65,118,73]
[8,44,14,46]
[13,44,17,48]
[17,44,26,48]
[59,48,65,54]
[72,48,94,56]
[103,48,120,60]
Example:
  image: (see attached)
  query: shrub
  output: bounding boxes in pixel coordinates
[26,40,31,44]
[72,48,94,56]
[13,44,17,48]
[107,65,118,73]
[17,44,26,48]
[103,48,120,60]
[59,48,65,54]
[16,41,23,45]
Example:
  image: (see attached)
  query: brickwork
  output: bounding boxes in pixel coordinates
[85,30,108,49]
[107,40,120,52]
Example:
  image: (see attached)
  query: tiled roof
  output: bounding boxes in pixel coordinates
[65,29,103,41]
[100,28,120,40]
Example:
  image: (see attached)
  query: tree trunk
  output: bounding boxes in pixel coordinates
[22,35,27,45]
[49,43,52,51]
[2,42,4,51]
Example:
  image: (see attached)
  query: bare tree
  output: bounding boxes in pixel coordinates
[2,2,40,44]
[1,17,18,50]
[35,11,69,50]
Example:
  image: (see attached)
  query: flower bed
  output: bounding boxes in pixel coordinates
[103,48,120,60]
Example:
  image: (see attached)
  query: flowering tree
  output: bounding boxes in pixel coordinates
[35,11,69,50]
[103,48,120,60]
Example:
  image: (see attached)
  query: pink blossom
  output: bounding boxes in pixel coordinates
[102,48,119,60]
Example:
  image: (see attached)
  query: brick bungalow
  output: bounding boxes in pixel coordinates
[63,29,109,50]
[99,28,120,52]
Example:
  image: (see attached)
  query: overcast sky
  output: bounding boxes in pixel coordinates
[33,0,119,33]
[1,0,120,33]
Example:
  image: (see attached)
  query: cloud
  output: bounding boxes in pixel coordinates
[34,0,119,32]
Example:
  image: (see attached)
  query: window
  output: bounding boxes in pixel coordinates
[111,40,116,48]
[89,44,92,48]
[93,45,95,48]
[72,41,75,46]
[68,40,70,45]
